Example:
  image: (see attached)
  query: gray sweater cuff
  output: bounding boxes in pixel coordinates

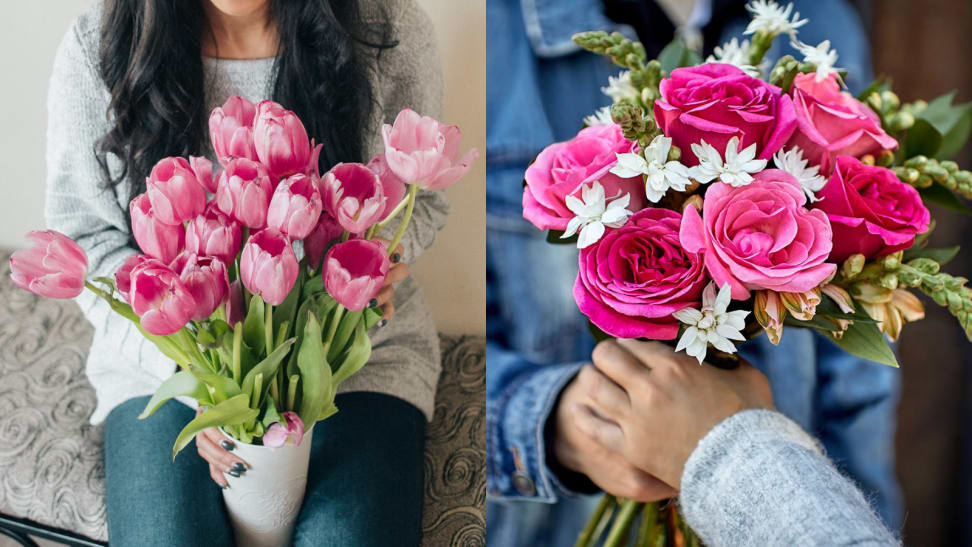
[679,409,899,547]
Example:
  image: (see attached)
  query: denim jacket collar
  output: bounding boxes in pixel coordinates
[520,0,637,58]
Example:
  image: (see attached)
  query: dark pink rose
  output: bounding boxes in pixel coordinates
[523,124,645,231]
[814,155,930,263]
[574,208,707,339]
[654,63,797,166]
[680,171,836,300]
[787,73,898,175]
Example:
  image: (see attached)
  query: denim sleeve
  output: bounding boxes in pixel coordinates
[814,334,903,530]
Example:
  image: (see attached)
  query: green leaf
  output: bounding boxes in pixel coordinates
[171,394,258,459]
[814,294,877,323]
[363,307,383,330]
[296,311,332,428]
[915,91,972,159]
[301,275,325,300]
[241,338,296,406]
[262,396,282,429]
[823,321,899,367]
[902,245,960,265]
[904,118,943,159]
[138,371,210,419]
[546,229,577,245]
[242,294,266,355]
[327,311,363,364]
[187,363,242,404]
[919,184,972,214]
[318,401,339,422]
[658,39,701,74]
[331,321,372,389]
[784,315,842,331]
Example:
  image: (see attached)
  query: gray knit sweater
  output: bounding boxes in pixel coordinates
[680,409,900,546]
[45,0,448,424]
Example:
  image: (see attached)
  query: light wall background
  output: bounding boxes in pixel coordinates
[0,0,485,336]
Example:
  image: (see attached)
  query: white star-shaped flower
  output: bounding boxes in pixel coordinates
[562,181,633,249]
[601,71,639,103]
[773,146,827,201]
[689,136,768,187]
[743,0,807,37]
[584,106,613,127]
[792,39,841,82]
[610,136,692,203]
[706,38,760,77]
[673,282,749,364]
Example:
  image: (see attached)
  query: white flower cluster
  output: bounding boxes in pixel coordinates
[561,181,633,249]
[744,0,807,37]
[792,39,841,82]
[689,137,768,187]
[706,38,760,77]
[611,136,692,203]
[583,106,613,127]
[773,146,827,201]
[601,71,640,103]
[674,283,749,364]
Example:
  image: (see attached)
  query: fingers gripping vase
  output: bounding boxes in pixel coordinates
[220,426,314,547]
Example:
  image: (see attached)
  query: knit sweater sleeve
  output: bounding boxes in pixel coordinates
[44,15,137,279]
[679,409,900,547]
[370,0,450,265]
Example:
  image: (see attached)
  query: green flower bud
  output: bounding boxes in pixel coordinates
[877,150,896,167]
[841,254,866,279]
[904,155,929,169]
[910,258,940,275]
[941,160,959,173]
[880,90,900,111]
[879,273,899,290]
[888,111,915,132]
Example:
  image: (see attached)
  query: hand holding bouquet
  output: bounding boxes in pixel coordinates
[521,1,972,544]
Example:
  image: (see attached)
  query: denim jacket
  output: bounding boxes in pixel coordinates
[486,0,901,542]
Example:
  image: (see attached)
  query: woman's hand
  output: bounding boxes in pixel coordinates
[194,408,250,488]
[373,238,408,325]
[577,339,774,490]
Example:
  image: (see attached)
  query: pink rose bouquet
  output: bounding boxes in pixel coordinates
[10,96,476,461]
[527,4,972,544]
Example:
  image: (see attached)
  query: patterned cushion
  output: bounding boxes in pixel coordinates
[0,252,485,545]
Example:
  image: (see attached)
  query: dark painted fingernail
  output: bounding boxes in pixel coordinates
[392,253,402,263]
[232,462,246,473]
[220,440,235,451]
[227,469,241,478]
[378,319,388,328]
[369,298,378,308]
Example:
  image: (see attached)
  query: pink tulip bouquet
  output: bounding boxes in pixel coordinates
[10,96,476,458]
[523,1,972,545]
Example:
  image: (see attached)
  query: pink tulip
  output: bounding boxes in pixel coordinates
[129,260,195,335]
[381,108,478,190]
[367,154,407,221]
[9,230,88,299]
[253,100,321,180]
[146,157,207,225]
[189,156,216,194]
[114,254,154,302]
[209,96,258,164]
[266,174,323,239]
[324,239,389,312]
[130,194,186,264]
[239,229,299,305]
[215,158,273,229]
[171,252,230,321]
[185,203,242,266]
[303,212,344,270]
[263,412,305,448]
[320,163,386,234]
[226,280,244,326]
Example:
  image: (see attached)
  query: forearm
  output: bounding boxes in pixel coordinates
[679,409,899,546]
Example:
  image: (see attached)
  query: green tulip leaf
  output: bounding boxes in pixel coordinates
[241,337,296,405]
[138,371,209,419]
[296,310,332,428]
[242,294,266,355]
[171,394,258,460]
[331,321,372,389]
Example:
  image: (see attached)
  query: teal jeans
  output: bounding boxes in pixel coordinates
[104,392,425,546]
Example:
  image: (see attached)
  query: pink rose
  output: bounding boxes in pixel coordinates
[574,209,707,339]
[680,171,836,300]
[9,230,88,299]
[209,96,258,164]
[523,124,645,231]
[814,155,930,263]
[654,63,797,166]
[787,73,898,175]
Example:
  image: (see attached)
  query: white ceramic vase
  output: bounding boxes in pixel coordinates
[220,425,314,547]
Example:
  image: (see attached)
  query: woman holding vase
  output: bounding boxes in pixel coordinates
[45,0,447,544]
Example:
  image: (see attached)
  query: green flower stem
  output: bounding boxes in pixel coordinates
[322,306,346,357]
[637,502,660,546]
[252,373,263,408]
[368,191,412,239]
[575,494,615,547]
[340,230,350,243]
[232,322,243,383]
[386,184,419,257]
[603,498,640,547]
[265,301,274,353]
[287,374,299,411]
[746,31,775,67]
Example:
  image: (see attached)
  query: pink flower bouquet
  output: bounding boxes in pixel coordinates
[524,1,972,544]
[10,97,477,457]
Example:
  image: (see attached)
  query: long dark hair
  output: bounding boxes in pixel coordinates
[95,0,393,214]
